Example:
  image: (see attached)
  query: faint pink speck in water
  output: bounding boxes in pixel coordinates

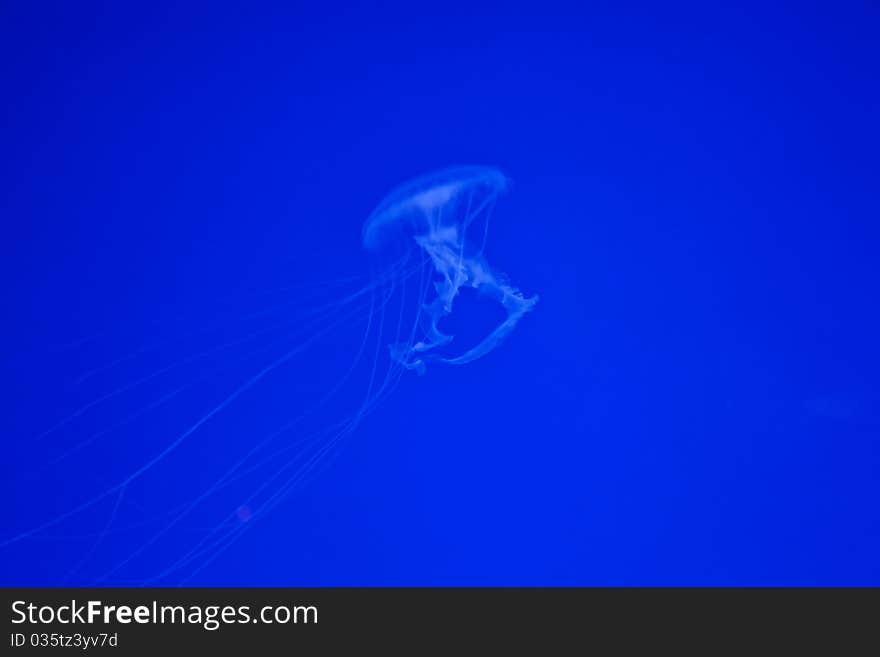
[236,505,252,522]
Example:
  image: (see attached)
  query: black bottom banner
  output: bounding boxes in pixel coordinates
[2,588,876,653]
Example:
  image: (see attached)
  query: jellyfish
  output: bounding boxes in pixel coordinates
[363,166,539,373]
[0,166,537,584]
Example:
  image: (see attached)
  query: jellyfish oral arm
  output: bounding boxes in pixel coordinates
[391,229,538,372]
[433,278,538,367]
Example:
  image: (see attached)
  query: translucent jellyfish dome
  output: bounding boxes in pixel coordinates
[362,166,538,373]
[362,166,509,252]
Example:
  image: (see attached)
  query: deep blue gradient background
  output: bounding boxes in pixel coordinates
[1,2,878,584]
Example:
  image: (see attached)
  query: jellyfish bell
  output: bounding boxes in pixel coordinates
[362,166,538,374]
[362,165,509,253]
